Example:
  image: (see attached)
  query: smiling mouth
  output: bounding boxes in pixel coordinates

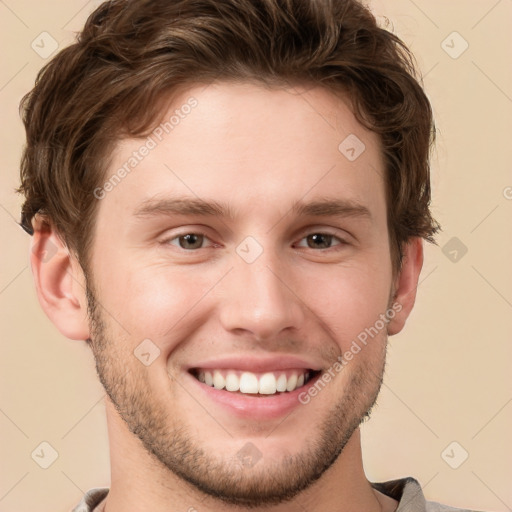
[189,368,321,396]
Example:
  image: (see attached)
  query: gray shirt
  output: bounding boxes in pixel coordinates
[72,477,480,511]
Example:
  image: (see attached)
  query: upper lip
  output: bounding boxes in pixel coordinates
[186,355,323,373]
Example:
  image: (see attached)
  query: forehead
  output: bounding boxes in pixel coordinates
[96,81,386,227]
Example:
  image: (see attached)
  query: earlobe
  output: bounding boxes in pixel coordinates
[387,237,424,336]
[30,217,90,341]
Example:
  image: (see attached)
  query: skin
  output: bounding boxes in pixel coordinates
[31,82,423,512]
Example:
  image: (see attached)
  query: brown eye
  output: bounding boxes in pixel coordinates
[171,233,205,250]
[306,234,334,249]
[296,233,343,250]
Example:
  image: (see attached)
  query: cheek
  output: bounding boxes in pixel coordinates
[299,262,392,350]
[95,239,393,358]
[97,259,216,347]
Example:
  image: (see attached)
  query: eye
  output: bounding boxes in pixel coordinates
[295,233,345,250]
[166,233,213,250]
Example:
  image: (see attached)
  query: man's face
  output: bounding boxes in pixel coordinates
[86,82,395,505]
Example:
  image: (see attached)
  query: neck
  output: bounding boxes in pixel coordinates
[102,399,395,512]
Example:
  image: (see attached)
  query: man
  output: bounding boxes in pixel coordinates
[17,0,474,510]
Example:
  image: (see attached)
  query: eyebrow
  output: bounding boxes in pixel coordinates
[133,197,236,219]
[133,196,372,222]
[291,197,372,221]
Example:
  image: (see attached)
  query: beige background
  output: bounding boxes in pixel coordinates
[1,1,511,511]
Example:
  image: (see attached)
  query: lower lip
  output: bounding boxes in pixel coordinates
[184,371,322,420]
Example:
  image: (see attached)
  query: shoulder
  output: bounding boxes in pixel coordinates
[71,488,109,512]
[372,477,483,512]
[425,501,483,512]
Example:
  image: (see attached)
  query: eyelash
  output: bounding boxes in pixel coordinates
[162,231,349,251]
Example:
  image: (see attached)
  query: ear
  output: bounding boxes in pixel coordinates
[30,215,90,341]
[387,237,424,336]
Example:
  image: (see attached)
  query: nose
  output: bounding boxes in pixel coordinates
[218,247,305,342]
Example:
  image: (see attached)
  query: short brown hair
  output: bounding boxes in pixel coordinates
[18,0,440,275]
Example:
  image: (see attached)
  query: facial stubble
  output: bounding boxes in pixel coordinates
[85,280,387,508]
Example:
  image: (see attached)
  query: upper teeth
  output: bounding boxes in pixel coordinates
[196,370,310,395]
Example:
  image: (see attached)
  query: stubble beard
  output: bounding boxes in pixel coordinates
[85,281,387,508]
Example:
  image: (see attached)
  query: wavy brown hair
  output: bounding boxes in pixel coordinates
[17,0,440,275]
